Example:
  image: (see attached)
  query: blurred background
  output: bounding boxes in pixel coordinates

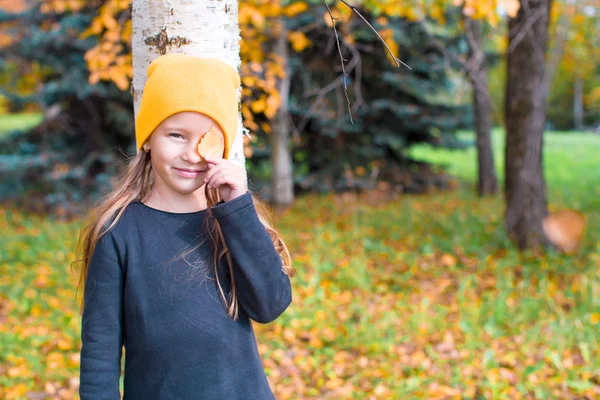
[0,0,599,398]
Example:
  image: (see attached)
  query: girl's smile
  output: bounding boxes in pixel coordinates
[173,166,207,179]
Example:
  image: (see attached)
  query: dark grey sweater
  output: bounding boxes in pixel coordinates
[79,191,292,399]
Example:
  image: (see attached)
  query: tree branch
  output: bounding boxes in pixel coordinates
[322,0,353,123]
[508,7,543,53]
[339,0,411,70]
[320,0,411,123]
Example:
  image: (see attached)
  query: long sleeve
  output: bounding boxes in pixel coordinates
[212,191,292,323]
[79,231,124,399]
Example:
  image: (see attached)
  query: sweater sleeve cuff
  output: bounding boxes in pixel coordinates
[210,191,254,219]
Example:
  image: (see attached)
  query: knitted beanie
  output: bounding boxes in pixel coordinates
[135,54,241,160]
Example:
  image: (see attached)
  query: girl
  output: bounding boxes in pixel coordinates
[74,54,295,399]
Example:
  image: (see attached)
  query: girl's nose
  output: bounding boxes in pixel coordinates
[182,142,201,163]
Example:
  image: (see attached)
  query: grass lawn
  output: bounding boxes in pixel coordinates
[1,130,599,399]
[0,113,43,138]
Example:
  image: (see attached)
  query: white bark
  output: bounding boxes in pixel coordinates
[131,0,246,169]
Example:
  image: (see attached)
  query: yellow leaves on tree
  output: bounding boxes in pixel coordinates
[239,6,266,30]
[379,28,399,66]
[0,0,32,13]
[323,6,352,28]
[288,31,311,52]
[39,0,86,14]
[499,0,521,18]
[80,0,132,90]
[452,0,520,23]
[283,2,308,18]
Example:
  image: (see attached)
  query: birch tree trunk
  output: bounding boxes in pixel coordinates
[131,0,245,169]
[271,20,294,206]
[504,0,553,251]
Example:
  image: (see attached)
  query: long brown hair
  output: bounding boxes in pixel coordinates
[72,150,295,320]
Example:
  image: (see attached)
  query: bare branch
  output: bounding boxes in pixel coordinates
[339,35,364,113]
[508,7,543,53]
[339,0,411,70]
[315,0,411,125]
[293,77,343,137]
[322,0,353,123]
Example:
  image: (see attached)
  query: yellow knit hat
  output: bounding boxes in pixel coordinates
[135,54,241,159]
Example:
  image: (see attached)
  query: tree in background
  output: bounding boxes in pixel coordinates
[504,0,553,250]
[0,0,132,213]
[465,16,498,196]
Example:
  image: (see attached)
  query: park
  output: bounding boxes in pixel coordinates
[0,0,598,399]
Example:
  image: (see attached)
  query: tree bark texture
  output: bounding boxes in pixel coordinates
[504,0,553,250]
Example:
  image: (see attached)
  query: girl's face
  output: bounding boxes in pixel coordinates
[147,111,225,197]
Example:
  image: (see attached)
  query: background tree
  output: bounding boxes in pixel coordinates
[465,17,498,196]
[504,0,553,250]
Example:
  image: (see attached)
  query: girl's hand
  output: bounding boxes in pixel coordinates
[203,156,248,202]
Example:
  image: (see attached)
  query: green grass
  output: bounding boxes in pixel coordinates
[1,129,599,399]
[410,129,600,212]
[0,112,43,138]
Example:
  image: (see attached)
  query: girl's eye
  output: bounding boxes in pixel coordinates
[169,133,184,139]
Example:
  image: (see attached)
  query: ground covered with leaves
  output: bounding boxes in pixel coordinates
[1,131,599,399]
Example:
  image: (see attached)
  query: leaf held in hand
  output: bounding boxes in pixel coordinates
[197,125,225,160]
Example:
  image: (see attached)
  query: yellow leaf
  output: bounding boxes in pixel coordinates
[251,98,266,113]
[260,122,271,134]
[46,352,65,369]
[242,76,256,87]
[40,2,51,13]
[500,0,521,18]
[288,31,311,52]
[104,29,121,43]
[242,107,259,131]
[380,29,399,66]
[121,20,132,43]
[463,6,475,17]
[53,0,66,14]
[57,338,72,350]
[265,91,281,119]
[376,17,388,26]
[323,9,340,28]
[6,383,29,400]
[89,71,101,86]
[440,253,457,267]
[102,12,118,30]
[322,327,336,341]
[283,328,296,342]
[591,313,600,325]
[406,7,421,21]
[284,2,308,17]
[109,67,130,91]
[245,7,265,29]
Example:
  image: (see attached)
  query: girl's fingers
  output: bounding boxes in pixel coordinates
[203,159,246,189]
[204,163,225,182]
[204,156,224,165]
[206,170,226,188]
[208,177,224,189]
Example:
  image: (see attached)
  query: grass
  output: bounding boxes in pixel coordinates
[0,113,43,138]
[1,129,599,399]
[409,129,600,213]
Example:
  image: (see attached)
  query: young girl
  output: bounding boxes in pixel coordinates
[75,54,295,399]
